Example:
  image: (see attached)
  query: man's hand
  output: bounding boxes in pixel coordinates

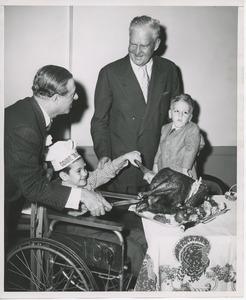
[122,151,142,167]
[80,189,112,216]
[97,157,111,169]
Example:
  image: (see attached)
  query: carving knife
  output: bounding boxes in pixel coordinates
[111,199,141,207]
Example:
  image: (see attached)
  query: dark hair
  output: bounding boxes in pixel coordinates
[129,15,161,40]
[32,65,73,98]
[59,165,71,174]
[170,94,194,112]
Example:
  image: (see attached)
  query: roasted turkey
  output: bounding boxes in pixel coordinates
[135,161,209,214]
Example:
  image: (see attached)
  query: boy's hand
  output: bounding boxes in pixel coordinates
[80,189,112,216]
[152,163,158,173]
[97,157,111,169]
[123,151,142,167]
[182,168,192,178]
[143,171,156,184]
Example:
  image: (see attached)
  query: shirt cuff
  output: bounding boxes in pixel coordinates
[112,157,129,173]
[65,187,81,210]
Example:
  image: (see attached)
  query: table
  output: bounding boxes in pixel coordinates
[134,195,237,292]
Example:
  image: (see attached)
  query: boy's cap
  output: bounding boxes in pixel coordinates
[45,140,81,171]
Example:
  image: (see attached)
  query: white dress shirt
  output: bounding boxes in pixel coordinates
[130,58,153,86]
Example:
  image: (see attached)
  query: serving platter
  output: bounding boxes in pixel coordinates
[129,198,229,231]
[129,205,180,227]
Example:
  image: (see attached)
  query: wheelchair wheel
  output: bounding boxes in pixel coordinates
[5,238,98,291]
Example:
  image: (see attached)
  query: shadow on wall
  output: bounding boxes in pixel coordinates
[197,130,213,176]
[71,81,88,124]
[155,25,167,57]
[156,26,184,93]
[76,147,95,172]
[192,99,213,177]
[50,114,70,142]
[50,81,88,142]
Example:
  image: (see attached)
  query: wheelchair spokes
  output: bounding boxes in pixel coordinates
[5,202,135,292]
[5,238,98,291]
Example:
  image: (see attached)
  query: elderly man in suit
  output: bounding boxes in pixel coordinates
[5,65,112,246]
[91,15,181,194]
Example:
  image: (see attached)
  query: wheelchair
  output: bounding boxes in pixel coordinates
[5,192,137,292]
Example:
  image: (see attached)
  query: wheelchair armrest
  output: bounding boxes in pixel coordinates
[47,210,125,232]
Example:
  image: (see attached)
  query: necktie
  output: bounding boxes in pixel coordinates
[139,65,149,102]
[169,128,176,135]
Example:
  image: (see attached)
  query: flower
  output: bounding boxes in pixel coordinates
[46,134,53,146]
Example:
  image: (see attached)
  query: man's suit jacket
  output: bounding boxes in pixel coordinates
[5,97,71,211]
[91,55,181,188]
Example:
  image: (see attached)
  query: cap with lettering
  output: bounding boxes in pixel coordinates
[45,140,81,171]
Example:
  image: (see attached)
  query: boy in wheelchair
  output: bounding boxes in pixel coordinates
[45,140,147,280]
[45,139,141,215]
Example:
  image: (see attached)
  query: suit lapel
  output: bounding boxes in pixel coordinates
[138,57,168,136]
[29,98,47,147]
[115,56,170,136]
[117,56,147,108]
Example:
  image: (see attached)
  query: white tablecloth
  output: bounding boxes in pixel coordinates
[134,196,237,292]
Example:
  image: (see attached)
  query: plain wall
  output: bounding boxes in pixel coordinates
[4,5,239,187]
[4,6,71,101]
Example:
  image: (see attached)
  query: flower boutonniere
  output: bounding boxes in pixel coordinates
[46,134,53,146]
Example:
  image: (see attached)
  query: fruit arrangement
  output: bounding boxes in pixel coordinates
[153,198,227,228]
